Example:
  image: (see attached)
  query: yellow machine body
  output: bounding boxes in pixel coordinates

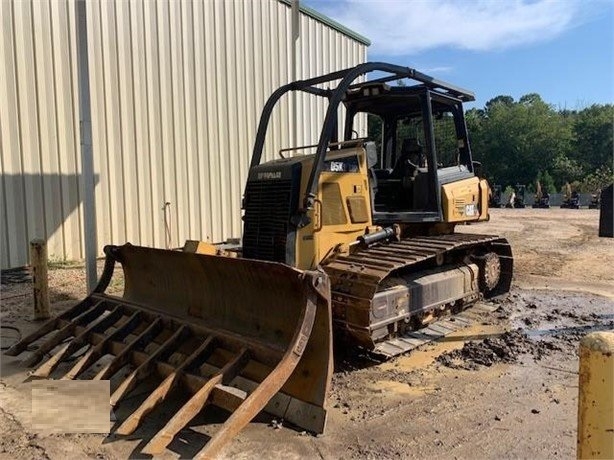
[288,145,491,270]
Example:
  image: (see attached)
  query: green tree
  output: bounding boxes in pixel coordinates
[368,114,383,154]
[485,95,514,112]
[579,165,614,194]
[572,104,614,171]
[468,94,574,188]
[551,154,584,185]
[369,91,611,194]
[535,170,556,194]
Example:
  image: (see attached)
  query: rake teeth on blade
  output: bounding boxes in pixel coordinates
[5,244,333,458]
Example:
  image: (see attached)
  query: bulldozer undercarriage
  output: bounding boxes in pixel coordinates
[325,233,513,357]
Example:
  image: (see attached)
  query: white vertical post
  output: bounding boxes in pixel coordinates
[75,0,97,292]
[291,0,299,148]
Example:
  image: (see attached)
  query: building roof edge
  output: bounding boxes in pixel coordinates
[278,0,371,46]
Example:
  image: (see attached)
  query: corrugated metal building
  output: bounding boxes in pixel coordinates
[0,0,369,269]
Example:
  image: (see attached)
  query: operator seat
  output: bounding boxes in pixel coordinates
[392,138,421,180]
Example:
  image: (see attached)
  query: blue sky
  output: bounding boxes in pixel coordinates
[304,0,613,109]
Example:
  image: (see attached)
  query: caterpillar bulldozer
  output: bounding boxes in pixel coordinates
[6,63,512,458]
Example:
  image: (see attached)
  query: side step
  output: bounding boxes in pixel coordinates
[5,244,333,458]
[372,302,499,358]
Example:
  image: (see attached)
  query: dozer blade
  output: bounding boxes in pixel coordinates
[6,244,333,458]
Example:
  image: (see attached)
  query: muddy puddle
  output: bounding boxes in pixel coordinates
[378,324,507,374]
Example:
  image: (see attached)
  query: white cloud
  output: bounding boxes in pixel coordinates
[315,0,587,55]
[420,66,453,74]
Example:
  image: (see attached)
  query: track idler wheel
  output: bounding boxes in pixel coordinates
[473,252,501,293]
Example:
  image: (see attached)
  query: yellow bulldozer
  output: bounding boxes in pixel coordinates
[7,63,513,458]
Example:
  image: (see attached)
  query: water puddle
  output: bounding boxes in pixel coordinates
[378,324,507,373]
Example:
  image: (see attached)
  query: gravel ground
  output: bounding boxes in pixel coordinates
[0,207,612,459]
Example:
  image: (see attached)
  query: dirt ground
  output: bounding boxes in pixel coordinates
[0,208,612,459]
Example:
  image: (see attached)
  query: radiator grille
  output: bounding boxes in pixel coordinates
[243,180,295,262]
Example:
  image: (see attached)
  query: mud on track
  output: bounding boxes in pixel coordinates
[1,207,612,459]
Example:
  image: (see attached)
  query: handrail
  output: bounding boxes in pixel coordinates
[249,62,473,170]
[278,138,368,158]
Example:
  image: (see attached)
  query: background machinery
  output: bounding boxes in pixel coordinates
[561,182,580,209]
[7,63,513,457]
[532,180,550,208]
[490,184,503,208]
[599,184,613,237]
[512,184,527,208]
[589,192,600,209]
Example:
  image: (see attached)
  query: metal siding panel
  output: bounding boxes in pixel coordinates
[272,0,279,153]
[129,0,153,246]
[102,0,127,243]
[193,0,211,240]
[157,0,177,248]
[1,0,368,268]
[260,0,274,163]
[237,0,252,208]
[14,0,47,246]
[0,2,10,267]
[69,0,85,260]
[88,0,112,253]
[317,18,324,144]
[224,0,240,238]
[308,17,317,145]
[51,0,82,261]
[203,0,222,242]
[233,0,251,235]
[284,3,297,153]
[271,1,281,162]
[0,0,28,267]
[299,13,308,146]
[182,0,200,240]
[325,24,334,143]
[32,0,64,259]
[169,1,189,246]
[116,0,140,245]
[142,0,165,248]
[0,141,8,268]
[283,4,293,150]
[250,1,263,163]
[213,0,230,237]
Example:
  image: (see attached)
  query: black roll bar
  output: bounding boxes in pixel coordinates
[248,62,475,212]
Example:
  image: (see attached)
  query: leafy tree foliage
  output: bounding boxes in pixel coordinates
[579,165,614,194]
[466,95,612,191]
[366,92,612,193]
[572,104,614,171]
[535,170,557,194]
[368,113,382,151]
